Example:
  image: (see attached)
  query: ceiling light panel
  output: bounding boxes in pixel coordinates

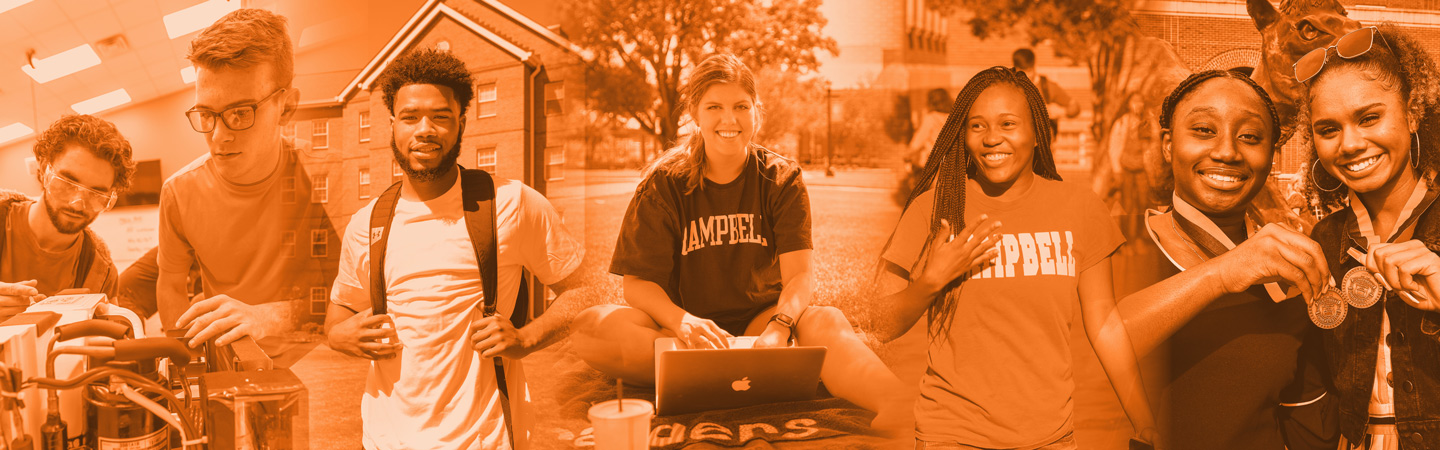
[0,0,32,15]
[72,88,132,115]
[0,123,33,144]
[20,44,102,83]
[163,0,241,39]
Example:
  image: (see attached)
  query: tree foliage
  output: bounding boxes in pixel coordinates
[569,0,838,152]
[929,0,1195,217]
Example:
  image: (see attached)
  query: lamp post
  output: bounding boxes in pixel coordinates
[825,82,834,177]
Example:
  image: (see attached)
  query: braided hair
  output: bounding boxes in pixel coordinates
[894,66,1062,339]
[1154,69,1282,204]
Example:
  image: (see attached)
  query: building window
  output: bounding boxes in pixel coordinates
[359,111,371,143]
[312,120,329,149]
[477,83,497,118]
[282,231,295,258]
[545,81,564,116]
[313,175,328,204]
[359,168,371,200]
[547,146,565,181]
[392,160,404,177]
[282,176,296,203]
[310,287,328,315]
[311,229,328,258]
[476,146,497,173]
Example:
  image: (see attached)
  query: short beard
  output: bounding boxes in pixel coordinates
[42,195,94,235]
[390,134,463,183]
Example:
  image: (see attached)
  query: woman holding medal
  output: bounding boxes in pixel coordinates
[571,53,914,431]
[1296,24,1440,449]
[1110,69,1337,450]
[869,66,1157,449]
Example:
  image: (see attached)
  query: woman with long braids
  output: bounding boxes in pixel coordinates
[870,66,1157,448]
[571,53,913,431]
[1110,69,1337,449]
[1296,24,1440,449]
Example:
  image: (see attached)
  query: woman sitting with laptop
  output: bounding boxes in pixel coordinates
[570,53,913,430]
[869,66,1157,449]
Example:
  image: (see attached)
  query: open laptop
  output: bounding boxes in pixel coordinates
[653,336,827,416]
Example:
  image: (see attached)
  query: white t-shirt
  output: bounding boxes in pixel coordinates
[331,171,583,450]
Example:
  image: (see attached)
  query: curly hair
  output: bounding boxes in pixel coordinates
[1296,24,1440,212]
[891,66,1062,340]
[1153,69,1283,204]
[188,8,294,89]
[33,115,136,192]
[375,48,475,117]
[649,53,765,194]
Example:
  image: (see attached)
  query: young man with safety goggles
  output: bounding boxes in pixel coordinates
[1,114,135,320]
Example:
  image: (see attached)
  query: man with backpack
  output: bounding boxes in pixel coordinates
[325,48,586,450]
[1013,48,1080,146]
[1,115,135,320]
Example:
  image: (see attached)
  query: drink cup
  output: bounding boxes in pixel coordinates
[588,399,653,450]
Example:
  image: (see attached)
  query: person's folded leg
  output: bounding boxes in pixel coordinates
[571,303,670,385]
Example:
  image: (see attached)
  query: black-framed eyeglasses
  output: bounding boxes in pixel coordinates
[1293,26,1391,84]
[184,87,286,133]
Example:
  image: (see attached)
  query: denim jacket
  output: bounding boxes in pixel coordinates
[1311,189,1440,448]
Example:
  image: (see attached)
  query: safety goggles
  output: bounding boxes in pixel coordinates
[43,168,117,212]
[1293,26,1390,84]
[184,87,286,133]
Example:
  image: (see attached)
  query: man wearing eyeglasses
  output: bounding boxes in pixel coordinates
[156,8,339,349]
[1,114,134,320]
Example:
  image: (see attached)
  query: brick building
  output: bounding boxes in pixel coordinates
[288,0,586,321]
[816,0,1440,173]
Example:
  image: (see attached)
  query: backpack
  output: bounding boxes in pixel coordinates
[0,195,97,289]
[367,167,528,448]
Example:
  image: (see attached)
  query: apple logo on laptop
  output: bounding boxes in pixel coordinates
[731,377,751,392]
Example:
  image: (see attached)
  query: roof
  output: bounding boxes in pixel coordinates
[476,0,585,55]
[336,0,546,103]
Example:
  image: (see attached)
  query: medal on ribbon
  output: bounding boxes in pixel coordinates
[1309,288,1348,329]
[1341,265,1384,308]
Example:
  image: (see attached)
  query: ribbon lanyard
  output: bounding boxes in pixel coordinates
[1167,195,1295,302]
[1348,182,1434,249]
[1168,195,1255,258]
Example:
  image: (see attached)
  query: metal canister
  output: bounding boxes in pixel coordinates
[81,382,168,450]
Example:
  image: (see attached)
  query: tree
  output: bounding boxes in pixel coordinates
[928,0,1190,215]
[569,0,838,155]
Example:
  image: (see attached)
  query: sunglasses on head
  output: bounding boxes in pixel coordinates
[1293,26,1391,84]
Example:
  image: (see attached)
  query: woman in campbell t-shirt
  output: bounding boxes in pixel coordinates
[869,66,1158,449]
[571,53,913,431]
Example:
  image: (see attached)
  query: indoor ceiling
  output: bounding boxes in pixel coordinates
[0,0,426,144]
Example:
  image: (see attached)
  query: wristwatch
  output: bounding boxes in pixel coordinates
[770,312,799,332]
[769,312,799,345]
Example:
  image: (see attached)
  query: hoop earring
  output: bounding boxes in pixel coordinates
[1412,132,1422,170]
[1310,162,1343,192]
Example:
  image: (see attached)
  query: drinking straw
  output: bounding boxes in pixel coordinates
[617,378,624,412]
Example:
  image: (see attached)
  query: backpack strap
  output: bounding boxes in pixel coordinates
[367,181,404,315]
[459,168,499,318]
[457,168,519,448]
[0,199,10,270]
[73,233,95,288]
